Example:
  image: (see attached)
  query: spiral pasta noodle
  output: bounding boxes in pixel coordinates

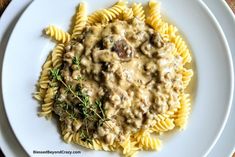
[38,80,58,119]
[51,44,65,69]
[157,23,178,42]
[72,3,87,38]
[173,35,192,64]
[34,55,52,102]
[87,10,103,25]
[132,130,144,143]
[45,25,71,43]
[179,67,194,88]
[148,0,161,18]
[162,107,179,119]
[174,94,191,129]
[132,3,145,21]
[120,137,139,157]
[34,88,47,102]
[38,55,52,89]
[146,0,161,30]
[60,121,76,143]
[138,131,162,151]
[157,22,169,38]
[151,115,175,133]
[101,1,126,23]
[122,8,134,21]
[62,131,74,143]
[158,23,178,43]
[166,24,178,40]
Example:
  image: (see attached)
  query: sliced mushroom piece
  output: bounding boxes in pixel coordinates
[112,39,134,61]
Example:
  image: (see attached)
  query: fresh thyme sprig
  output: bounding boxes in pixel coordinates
[50,68,62,81]
[50,68,85,104]
[50,68,111,142]
[55,101,79,120]
[95,100,105,119]
[51,69,107,123]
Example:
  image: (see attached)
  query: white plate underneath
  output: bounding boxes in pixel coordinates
[204,0,235,155]
[1,0,234,157]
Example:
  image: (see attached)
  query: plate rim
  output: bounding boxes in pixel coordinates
[0,0,32,157]
[197,1,234,156]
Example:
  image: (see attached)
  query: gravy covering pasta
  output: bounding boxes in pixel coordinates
[34,1,193,156]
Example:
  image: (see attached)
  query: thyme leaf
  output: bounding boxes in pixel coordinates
[72,56,81,69]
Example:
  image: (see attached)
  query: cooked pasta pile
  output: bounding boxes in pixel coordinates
[34,1,193,157]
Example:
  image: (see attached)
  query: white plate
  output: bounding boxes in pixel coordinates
[0,1,31,156]
[204,0,235,156]
[1,0,234,157]
[1,0,235,156]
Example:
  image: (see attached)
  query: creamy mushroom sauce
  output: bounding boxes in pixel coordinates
[54,19,183,145]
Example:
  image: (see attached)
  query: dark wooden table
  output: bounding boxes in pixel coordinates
[0,0,235,157]
[0,0,9,155]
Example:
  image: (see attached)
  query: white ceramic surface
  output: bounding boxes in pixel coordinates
[204,0,235,156]
[0,1,32,156]
[0,2,234,156]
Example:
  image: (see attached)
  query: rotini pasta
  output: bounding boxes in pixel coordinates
[120,136,139,157]
[136,131,162,151]
[101,1,126,23]
[72,2,87,38]
[148,0,161,18]
[162,107,179,118]
[132,3,145,21]
[158,23,179,42]
[181,68,194,88]
[34,55,52,102]
[87,10,103,25]
[34,88,47,102]
[151,115,175,133]
[51,44,65,69]
[122,8,134,21]
[37,55,52,89]
[157,22,169,38]
[60,121,75,143]
[62,131,74,143]
[146,0,161,29]
[173,35,192,64]
[146,15,162,31]
[35,1,194,157]
[174,94,191,129]
[38,80,58,119]
[166,24,178,40]
[45,25,71,43]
